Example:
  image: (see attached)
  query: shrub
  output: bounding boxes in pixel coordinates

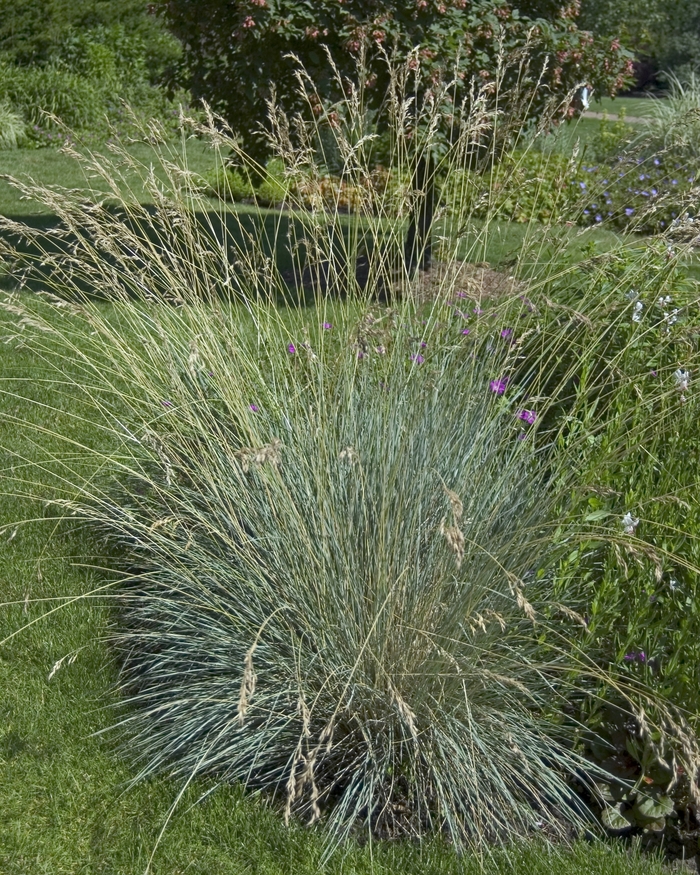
[0,0,181,81]
[543,242,700,807]
[442,149,580,224]
[0,21,190,146]
[0,62,106,134]
[1,63,699,856]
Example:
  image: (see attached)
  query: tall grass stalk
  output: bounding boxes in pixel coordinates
[1,56,699,862]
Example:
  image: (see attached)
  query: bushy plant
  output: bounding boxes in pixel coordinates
[570,155,698,234]
[644,73,700,160]
[0,99,26,149]
[1,61,699,859]
[0,0,181,81]
[442,148,580,223]
[0,56,190,145]
[0,62,106,134]
[462,238,700,838]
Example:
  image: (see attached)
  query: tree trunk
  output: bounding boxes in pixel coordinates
[404,153,434,276]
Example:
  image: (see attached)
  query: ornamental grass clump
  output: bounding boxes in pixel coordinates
[1,56,699,859]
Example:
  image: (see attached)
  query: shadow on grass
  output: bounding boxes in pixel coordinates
[0,204,403,307]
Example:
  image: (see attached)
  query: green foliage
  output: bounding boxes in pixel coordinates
[447,107,698,236]
[205,158,292,206]
[531,241,700,830]
[0,100,26,149]
[0,2,184,145]
[0,0,181,83]
[0,50,189,145]
[579,0,700,81]
[644,73,700,160]
[442,149,580,223]
[0,61,109,136]
[154,0,634,162]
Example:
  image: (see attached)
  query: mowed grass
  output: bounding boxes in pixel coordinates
[0,138,217,216]
[0,300,682,875]
[591,95,656,118]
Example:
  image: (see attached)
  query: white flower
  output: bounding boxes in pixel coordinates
[632,301,644,322]
[674,368,690,392]
[622,512,639,535]
[669,578,680,592]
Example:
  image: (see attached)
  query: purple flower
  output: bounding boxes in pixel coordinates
[207,371,214,377]
[595,214,602,223]
[623,651,647,663]
[249,404,260,412]
[322,321,333,330]
[461,328,471,335]
[357,349,367,360]
[410,354,424,364]
[579,181,587,189]
[625,207,634,217]
[473,307,484,316]
[375,344,386,355]
[672,179,678,185]
[500,328,513,339]
[456,291,468,298]
[420,341,427,349]
[287,343,296,354]
[489,377,509,395]
[653,157,660,166]
[161,400,173,408]
[650,369,658,377]
[517,432,527,440]
[517,409,537,425]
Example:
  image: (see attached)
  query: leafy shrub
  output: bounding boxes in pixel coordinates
[204,166,256,202]
[0,0,181,81]
[573,156,698,234]
[0,99,26,149]
[0,62,107,134]
[442,149,580,224]
[0,20,189,146]
[508,240,700,835]
[0,54,190,145]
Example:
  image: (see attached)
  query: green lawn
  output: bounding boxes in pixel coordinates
[591,95,656,118]
[0,138,217,216]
